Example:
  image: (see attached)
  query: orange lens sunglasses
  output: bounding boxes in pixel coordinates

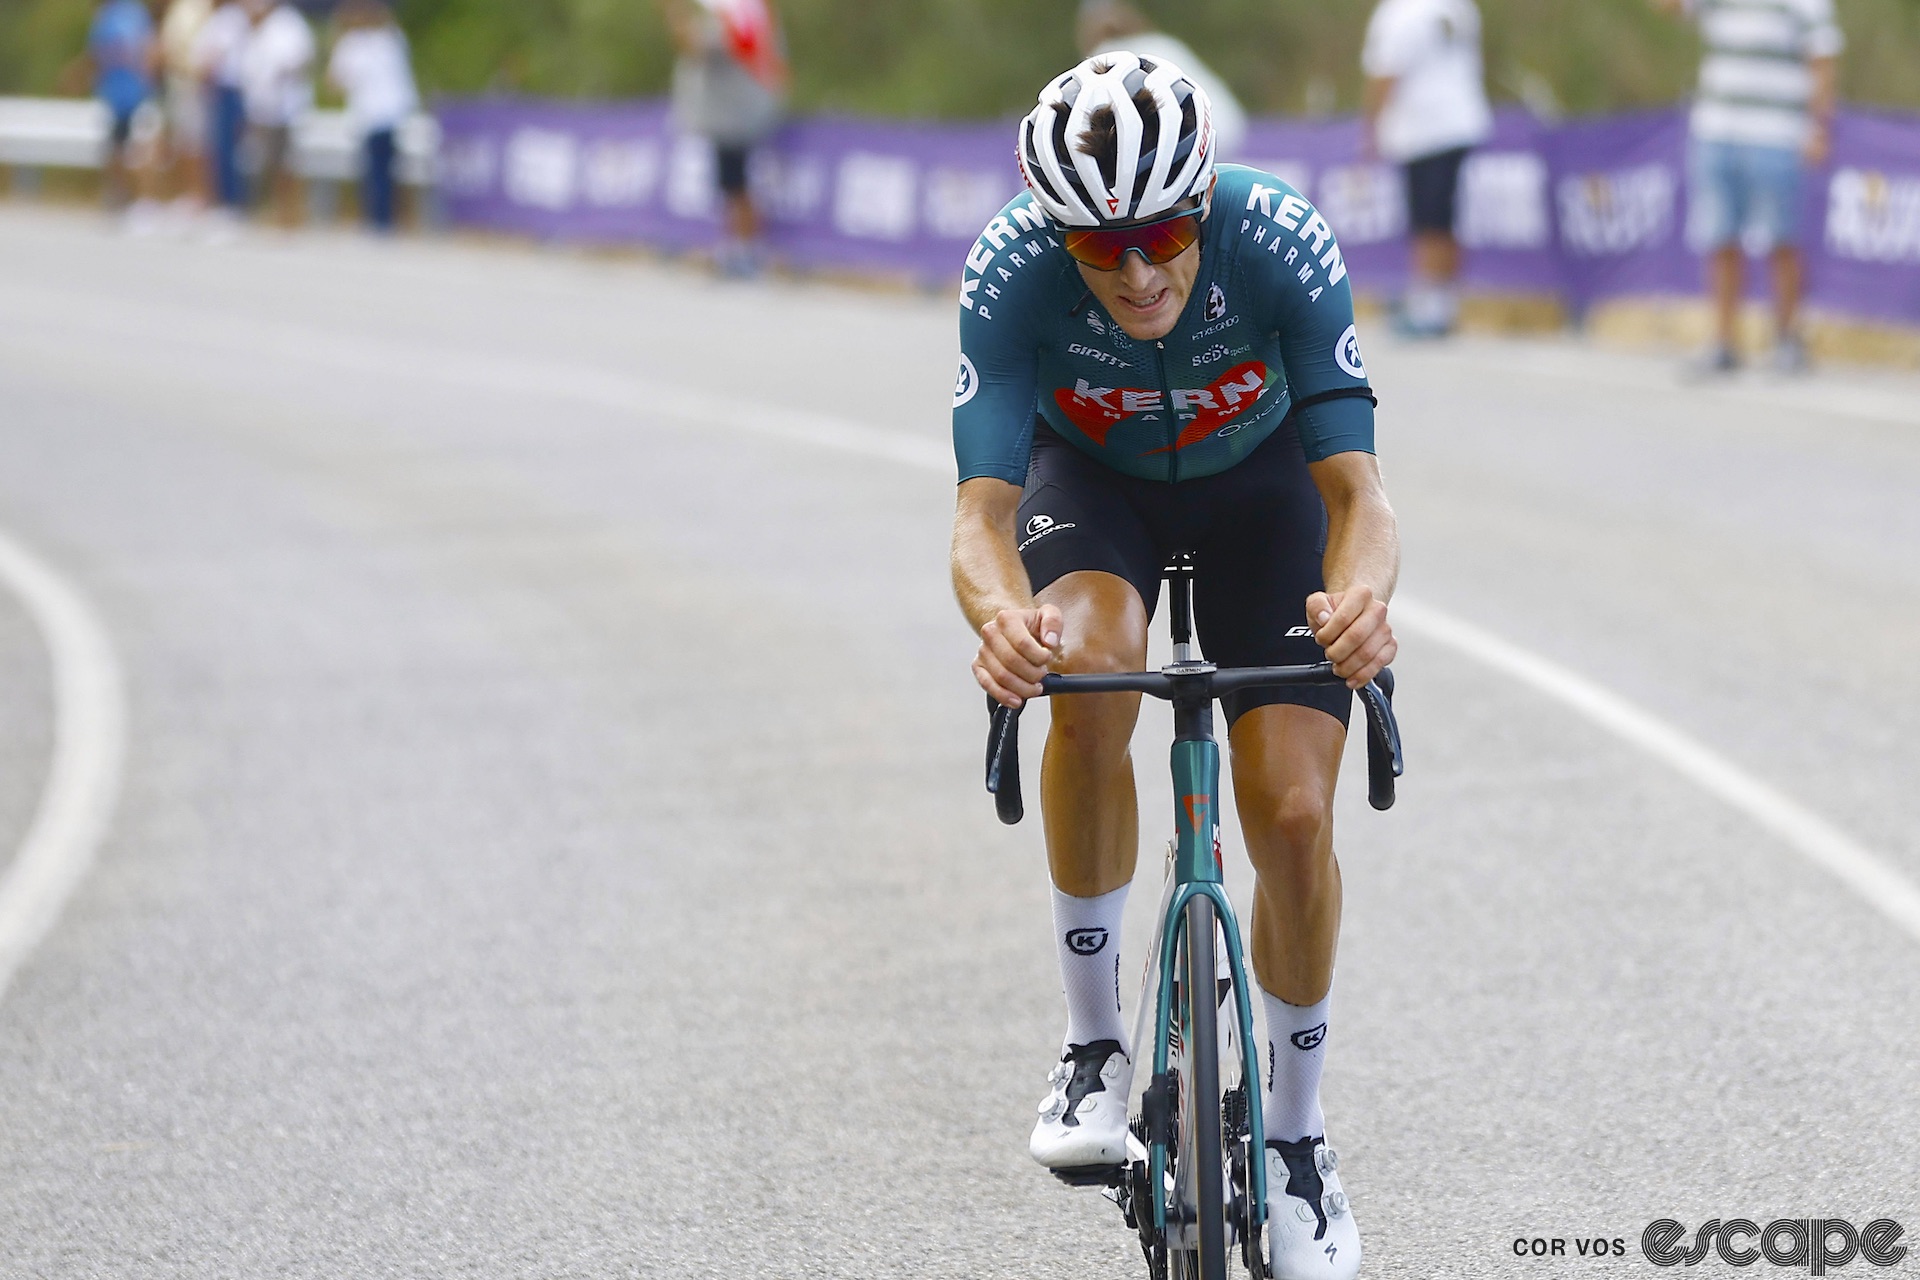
[1061,208,1203,271]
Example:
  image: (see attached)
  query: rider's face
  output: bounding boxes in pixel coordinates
[1074,217,1204,342]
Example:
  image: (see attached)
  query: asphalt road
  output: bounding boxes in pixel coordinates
[1,204,1917,1279]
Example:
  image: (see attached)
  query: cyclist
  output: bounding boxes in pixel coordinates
[949,54,1399,1280]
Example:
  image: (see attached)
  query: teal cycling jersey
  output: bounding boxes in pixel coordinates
[952,165,1376,485]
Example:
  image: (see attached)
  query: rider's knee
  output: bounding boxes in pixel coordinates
[1243,785,1334,871]
[1054,624,1145,677]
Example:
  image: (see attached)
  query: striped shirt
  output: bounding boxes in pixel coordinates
[1687,0,1843,150]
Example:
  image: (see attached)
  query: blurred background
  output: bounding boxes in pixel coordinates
[3,3,1919,1277]
[5,0,1920,113]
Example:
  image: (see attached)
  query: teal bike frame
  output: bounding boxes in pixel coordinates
[984,554,1403,1278]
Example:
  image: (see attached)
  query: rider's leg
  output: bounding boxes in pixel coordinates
[1038,571,1148,895]
[1228,703,1347,1142]
[1232,704,1360,1275]
[1035,570,1148,1045]
[1026,570,1149,1168]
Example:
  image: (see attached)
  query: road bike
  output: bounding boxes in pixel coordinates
[983,554,1404,1280]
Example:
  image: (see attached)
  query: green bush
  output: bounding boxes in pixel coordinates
[6,0,1917,117]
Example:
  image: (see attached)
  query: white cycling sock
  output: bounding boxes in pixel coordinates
[1051,882,1130,1053]
[1262,985,1330,1144]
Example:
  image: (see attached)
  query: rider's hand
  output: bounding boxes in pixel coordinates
[973,604,1064,709]
[1306,585,1396,690]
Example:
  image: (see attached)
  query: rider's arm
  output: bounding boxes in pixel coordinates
[1307,452,1399,689]
[952,478,1059,708]
[1252,181,1396,688]
[950,197,1064,707]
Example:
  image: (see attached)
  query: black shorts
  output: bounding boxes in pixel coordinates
[1405,146,1470,234]
[715,144,751,196]
[1017,421,1351,730]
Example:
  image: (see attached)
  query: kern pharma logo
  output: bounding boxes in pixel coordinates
[1557,163,1676,256]
[1826,168,1920,264]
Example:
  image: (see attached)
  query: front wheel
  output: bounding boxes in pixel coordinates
[1168,895,1229,1280]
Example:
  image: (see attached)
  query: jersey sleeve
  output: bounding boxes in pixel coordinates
[1254,188,1377,462]
[951,213,1048,485]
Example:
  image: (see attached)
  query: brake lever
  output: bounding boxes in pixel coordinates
[985,698,1025,825]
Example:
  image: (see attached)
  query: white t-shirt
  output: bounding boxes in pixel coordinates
[161,0,213,79]
[1685,0,1844,149]
[328,26,419,134]
[193,3,250,89]
[1090,34,1248,161]
[240,5,314,126]
[1361,0,1493,162]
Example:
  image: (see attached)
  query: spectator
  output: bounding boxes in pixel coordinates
[1361,0,1492,338]
[239,0,314,229]
[193,0,250,217]
[1075,0,1247,159]
[158,0,212,210]
[1655,0,1843,374]
[664,0,788,277]
[70,0,159,220]
[327,0,419,233]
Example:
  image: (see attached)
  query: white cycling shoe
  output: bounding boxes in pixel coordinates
[1028,1039,1132,1169]
[1265,1137,1361,1280]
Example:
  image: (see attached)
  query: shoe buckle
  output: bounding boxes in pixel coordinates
[1324,1191,1348,1218]
[1316,1147,1339,1175]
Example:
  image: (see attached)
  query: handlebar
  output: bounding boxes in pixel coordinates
[985,662,1403,825]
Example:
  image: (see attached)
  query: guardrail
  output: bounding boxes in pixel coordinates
[0,96,439,185]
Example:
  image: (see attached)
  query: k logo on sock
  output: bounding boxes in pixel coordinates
[1290,1023,1327,1051]
[1065,928,1109,956]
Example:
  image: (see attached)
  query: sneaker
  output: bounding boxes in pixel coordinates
[1770,334,1812,374]
[1265,1137,1360,1280]
[1028,1039,1131,1169]
[1683,345,1741,380]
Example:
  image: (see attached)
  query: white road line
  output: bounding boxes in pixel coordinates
[1389,600,1920,945]
[12,290,1920,946]
[589,378,1920,948]
[1411,337,1920,431]
[0,530,127,1002]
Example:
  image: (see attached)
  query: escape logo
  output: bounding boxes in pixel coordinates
[1509,1220,1907,1273]
[1643,1218,1907,1274]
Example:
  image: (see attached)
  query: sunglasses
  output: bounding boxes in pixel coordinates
[1062,206,1203,272]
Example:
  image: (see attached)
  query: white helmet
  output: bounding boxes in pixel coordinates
[1017,51,1217,228]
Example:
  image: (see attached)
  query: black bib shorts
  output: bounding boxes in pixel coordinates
[1016,417,1352,730]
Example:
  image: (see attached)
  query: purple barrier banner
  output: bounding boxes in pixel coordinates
[435,98,1022,278]
[436,97,1920,325]
[1232,110,1558,300]
[1820,110,1920,325]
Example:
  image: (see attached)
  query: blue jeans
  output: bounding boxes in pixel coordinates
[208,85,245,208]
[362,128,398,230]
[1688,138,1804,254]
